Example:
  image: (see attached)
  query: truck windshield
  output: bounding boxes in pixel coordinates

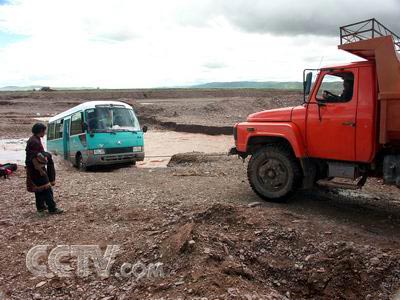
[85,106,140,132]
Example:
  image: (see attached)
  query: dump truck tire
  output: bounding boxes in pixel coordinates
[247,145,302,201]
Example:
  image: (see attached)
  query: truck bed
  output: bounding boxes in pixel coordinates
[339,19,400,145]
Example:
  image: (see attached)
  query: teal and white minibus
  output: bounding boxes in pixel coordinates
[47,101,146,170]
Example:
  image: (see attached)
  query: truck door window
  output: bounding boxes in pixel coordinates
[317,72,354,103]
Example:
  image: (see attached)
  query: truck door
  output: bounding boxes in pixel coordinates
[306,69,358,161]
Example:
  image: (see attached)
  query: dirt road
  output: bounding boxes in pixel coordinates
[1,90,400,299]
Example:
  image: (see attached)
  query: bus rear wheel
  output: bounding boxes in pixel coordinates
[76,154,87,171]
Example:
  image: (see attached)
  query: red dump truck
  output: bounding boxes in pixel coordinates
[230,19,400,201]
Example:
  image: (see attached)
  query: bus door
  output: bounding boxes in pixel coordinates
[63,118,71,160]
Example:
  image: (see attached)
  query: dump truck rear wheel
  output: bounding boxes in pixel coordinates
[247,145,301,201]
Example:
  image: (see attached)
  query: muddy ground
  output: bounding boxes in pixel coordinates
[1,89,400,300]
[0,89,300,138]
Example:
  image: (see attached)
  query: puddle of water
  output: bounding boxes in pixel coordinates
[338,189,375,200]
[34,117,51,122]
[0,131,233,168]
[0,139,27,165]
[138,131,233,168]
[0,138,47,166]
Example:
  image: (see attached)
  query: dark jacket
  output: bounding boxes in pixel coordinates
[25,136,56,192]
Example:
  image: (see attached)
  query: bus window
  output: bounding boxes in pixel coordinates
[48,122,55,140]
[70,112,83,136]
[86,107,140,132]
[86,109,96,131]
[55,119,63,139]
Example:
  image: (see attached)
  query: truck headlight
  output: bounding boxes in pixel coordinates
[94,149,105,155]
[132,146,143,152]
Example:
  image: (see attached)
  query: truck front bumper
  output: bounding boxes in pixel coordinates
[228,147,239,156]
[228,147,248,159]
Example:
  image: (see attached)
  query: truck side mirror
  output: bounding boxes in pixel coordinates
[304,72,313,96]
[142,125,148,133]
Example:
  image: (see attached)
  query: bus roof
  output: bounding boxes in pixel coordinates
[48,101,133,123]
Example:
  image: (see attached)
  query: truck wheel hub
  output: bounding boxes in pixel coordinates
[267,170,277,178]
[258,159,288,190]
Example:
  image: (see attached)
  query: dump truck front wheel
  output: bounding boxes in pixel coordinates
[247,145,302,201]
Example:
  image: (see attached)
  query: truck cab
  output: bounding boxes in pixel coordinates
[304,61,377,163]
[230,19,400,201]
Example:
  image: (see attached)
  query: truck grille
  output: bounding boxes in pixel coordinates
[105,147,132,155]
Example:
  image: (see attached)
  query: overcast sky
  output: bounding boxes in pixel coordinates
[0,0,399,88]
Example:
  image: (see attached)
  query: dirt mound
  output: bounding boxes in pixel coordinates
[168,152,224,166]
[252,236,400,299]
[202,103,224,113]
[161,204,242,260]
[158,204,400,299]
[158,204,288,298]
[193,203,240,224]
[162,223,195,259]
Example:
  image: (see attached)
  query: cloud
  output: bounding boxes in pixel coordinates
[0,0,397,88]
[181,0,400,37]
[203,62,226,69]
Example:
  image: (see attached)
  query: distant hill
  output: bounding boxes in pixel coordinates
[189,81,345,93]
[0,85,96,91]
[0,85,43,91]
[190,81,304,90]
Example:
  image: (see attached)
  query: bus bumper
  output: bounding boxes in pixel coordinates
[86,152,145,166]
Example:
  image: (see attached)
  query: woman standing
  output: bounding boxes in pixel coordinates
[26,123,63,217]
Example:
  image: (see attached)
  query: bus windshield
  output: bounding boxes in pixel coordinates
[86,106,140,132]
